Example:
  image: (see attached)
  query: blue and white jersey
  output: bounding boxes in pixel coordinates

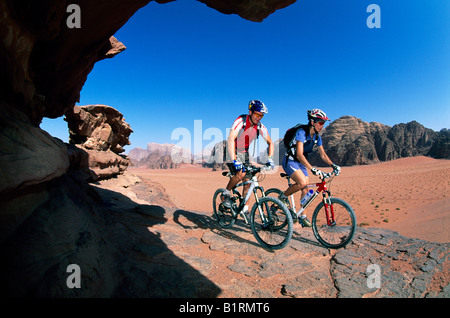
[287,128,322,161]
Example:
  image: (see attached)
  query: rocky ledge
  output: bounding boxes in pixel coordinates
[77,175,450,298]
[1,170,448,297]
[145,209,450,298]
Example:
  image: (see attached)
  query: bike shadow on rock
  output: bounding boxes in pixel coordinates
[172,209,328,254]
[291,229,328,250]
[173,209,272,251]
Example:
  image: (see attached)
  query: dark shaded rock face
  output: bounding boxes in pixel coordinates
[0,172,222,297]
[200,0,296,22]
[428,129,450,159]
[0,0,147,125]
[0,0,298,297]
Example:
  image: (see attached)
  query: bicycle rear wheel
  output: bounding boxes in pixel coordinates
[250,196,293,250]
[212,188,235,228]
[312,197,356,249]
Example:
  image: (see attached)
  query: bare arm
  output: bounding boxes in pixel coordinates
[227,129,238,161]
[317,145,333,167]
[295,141,313,170]
[263,134,274,158]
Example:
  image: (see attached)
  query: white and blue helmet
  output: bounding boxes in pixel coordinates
[248,100,268,113]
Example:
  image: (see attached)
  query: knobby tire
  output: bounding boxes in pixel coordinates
[311,197,356,249]
[250,196,293,250]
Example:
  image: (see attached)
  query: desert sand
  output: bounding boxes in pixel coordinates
[129,156,450,244]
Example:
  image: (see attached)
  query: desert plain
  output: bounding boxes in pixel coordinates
[128,156,450,244]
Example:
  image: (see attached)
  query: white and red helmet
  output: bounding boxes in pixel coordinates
[307,108,330,122]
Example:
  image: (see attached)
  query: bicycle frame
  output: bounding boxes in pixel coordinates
[286,175,336,226]
[227,165,270,224]
[234,177,264,211]
[218,166,295,250]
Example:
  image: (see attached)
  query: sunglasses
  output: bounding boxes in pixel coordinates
[253,112,264,118]
[315,121,325,126]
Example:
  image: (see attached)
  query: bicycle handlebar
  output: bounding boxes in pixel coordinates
[320,169,339,180]
[243,163,272,174]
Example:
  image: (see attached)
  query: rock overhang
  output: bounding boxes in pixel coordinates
[0,0,296,125]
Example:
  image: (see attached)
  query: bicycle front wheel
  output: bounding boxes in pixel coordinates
[312,197,356,249]
[265,188,297,224]
[250,196,293,250]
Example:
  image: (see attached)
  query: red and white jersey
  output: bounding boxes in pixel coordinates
[231,114,269,153]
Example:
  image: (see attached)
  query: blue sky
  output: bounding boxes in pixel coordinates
[41,0,450,154]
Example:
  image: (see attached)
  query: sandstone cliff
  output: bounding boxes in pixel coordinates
[65,105,133,181]
[279,116,448,167]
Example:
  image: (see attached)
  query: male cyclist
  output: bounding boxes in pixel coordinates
[281,108,340,227]
[221,100,275,210]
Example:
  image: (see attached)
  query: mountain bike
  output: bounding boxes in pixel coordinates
[212,164,293,250]
[265,170,356,249]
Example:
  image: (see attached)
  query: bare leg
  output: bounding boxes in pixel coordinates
[283,170,309,217]
[226,170,245,191]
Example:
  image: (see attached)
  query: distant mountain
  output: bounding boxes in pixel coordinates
[129,117,449,169]
[129,143,191,169]
[428,128,450,159]
[250,116,448,167]
[288,116,449,166]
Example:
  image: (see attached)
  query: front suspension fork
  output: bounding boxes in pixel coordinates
[323,191,336,226]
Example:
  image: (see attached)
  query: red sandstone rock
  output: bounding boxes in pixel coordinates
[65,105,133,180]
